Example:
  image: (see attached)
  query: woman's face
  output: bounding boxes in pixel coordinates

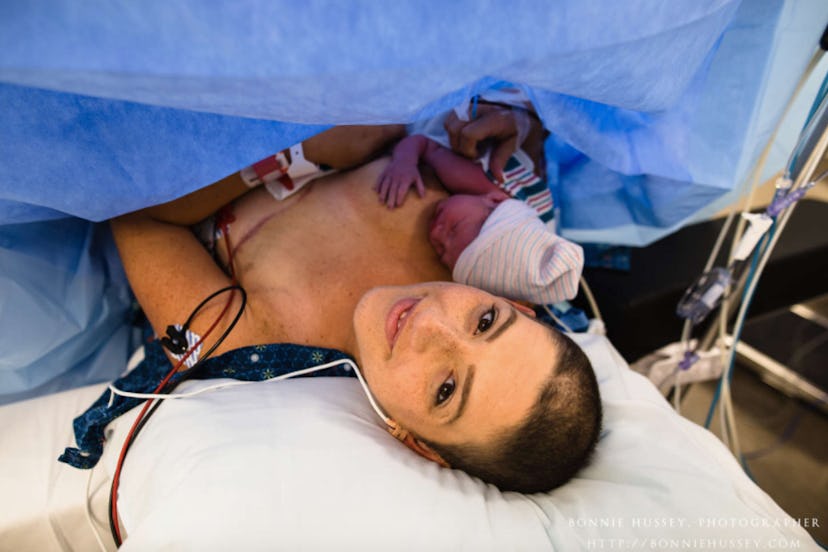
[352,282,561,448]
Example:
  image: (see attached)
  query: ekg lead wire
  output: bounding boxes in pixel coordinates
[109,220,245,546]
[85,467,111,552]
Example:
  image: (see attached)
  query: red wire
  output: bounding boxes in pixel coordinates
[110,218,238,544]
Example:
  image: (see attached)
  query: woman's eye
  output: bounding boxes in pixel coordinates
[435,377,456,406]
[475,306,497,335]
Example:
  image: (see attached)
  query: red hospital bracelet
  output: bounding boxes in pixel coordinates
[240,150,290,188]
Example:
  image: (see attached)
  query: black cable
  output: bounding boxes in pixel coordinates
[189,285,247,362]
[108,284,247,545]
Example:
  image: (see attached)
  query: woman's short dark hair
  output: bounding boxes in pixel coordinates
[423,329,602,493]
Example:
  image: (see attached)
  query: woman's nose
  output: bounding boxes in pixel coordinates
[407,297,465,353]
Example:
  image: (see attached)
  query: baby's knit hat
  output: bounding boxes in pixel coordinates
[452,199,584,305]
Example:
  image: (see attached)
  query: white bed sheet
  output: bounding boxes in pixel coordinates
[0,382,113,551]
[0,334,819,551]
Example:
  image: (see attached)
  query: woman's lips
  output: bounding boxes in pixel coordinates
[386,297,421,351]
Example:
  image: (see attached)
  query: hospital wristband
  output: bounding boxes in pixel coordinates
[263,142,332,201]
[240,150,291,188]
[287,143,321,181]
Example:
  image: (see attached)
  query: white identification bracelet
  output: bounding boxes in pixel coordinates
[265,143,332,200]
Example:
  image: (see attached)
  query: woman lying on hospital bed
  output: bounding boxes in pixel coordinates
[62,104,602,495]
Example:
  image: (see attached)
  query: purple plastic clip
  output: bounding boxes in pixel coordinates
[679,350,699,371]
[766,182,814,217]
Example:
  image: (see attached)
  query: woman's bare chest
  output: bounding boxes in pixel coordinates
[222,160,451,347]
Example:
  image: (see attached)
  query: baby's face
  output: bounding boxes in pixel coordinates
[428,194,495,270]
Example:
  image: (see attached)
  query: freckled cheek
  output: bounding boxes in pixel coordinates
[353,294,392,367]
[375,355,437,417]
[372,377,422,424]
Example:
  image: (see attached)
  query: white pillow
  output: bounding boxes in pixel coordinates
[102,334,819,551]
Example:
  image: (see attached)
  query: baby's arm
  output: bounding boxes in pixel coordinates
[376,133,508,208]
[421,143,504,197]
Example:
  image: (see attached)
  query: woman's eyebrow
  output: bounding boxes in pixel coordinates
[484,305,517,342]
[447,366,475,425]
[447,306,516,424]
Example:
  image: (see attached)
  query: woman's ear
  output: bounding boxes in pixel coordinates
[407,437,451,468]
[506,298,537,318]
[386,420,450,468]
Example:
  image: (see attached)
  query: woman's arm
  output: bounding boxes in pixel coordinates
[303,124,405,170]
[110,211,248,360]
[143,171,250,227]
[145,124,406,225]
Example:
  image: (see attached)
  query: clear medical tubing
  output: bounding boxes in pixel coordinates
[703,71,828,446]
[672,43,826,414]
[694,44,827,355]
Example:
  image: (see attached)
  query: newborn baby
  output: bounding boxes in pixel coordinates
[375,133,584,305]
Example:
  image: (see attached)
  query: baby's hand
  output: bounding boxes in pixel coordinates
[375,160,425,208]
